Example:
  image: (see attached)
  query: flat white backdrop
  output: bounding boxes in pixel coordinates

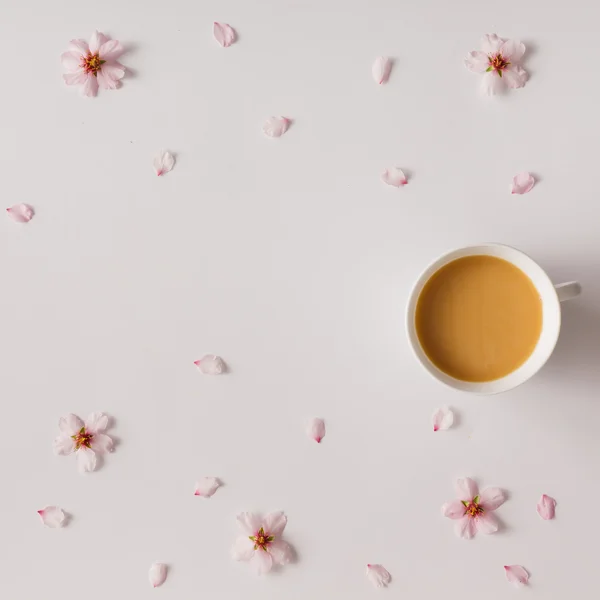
[1,1,598,598]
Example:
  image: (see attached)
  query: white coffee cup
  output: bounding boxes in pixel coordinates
[406,244,581,394]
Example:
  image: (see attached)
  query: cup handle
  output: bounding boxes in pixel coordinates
[555,281,582,302]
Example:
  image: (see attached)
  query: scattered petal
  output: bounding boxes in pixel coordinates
[510,172,535,194]
[194,477,221,498]
[6,204,34,223]
[537,494,557,520]
[432,406,454,431]
[504,565,529,587]
[149,563,168,588]
[213,22,236,47]
[194,354,226,375]
[307,418,325,443]
[262,117,290,138]
[381,167,407,187]
[154,151,175,177]
[372,56,392,84]
[366,564,391,588]
[37,506,65,528]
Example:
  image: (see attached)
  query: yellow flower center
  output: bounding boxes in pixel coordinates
[249,527,275,552]
[488,53,510,76]
[72,427,94,450]
[82,53,105,76]
[463,496,484,518]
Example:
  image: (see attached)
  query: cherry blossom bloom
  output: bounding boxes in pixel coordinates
[504,565,529,587]
[231,512,293,575]
[441,477,506,539]
[537,494,557,520]
[37,506,65,528]
[366,564,391,588]
[53,412,114,473]
[61,31,126,97]
[464,34,527,95]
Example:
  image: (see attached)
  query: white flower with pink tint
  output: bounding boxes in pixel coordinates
[442,477,506,539]
[232,512,293,575]
[465,34,527,95]
[53,412,114,473]
[61,31,126,97]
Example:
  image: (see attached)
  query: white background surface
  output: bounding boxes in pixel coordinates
[1,1,599,598]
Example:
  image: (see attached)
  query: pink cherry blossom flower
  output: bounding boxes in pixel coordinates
[464,34,527,95]
[441,477,506,539]
[231,512,293,575]
[53,412,114,473]
[61,31,126,97]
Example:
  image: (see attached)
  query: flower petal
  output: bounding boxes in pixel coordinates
[194,354,225,374]
[537,494,557,520]
[69,39,89,54]
[90,433,113,454]
[237,512,262,535]
[6,204,34,223]
[372,56,392,84]
[480,33,504,54]
[499,39,526,63]
[381,167,407,187]
[307,417,325,443]
[432,406,454,431]
[97,70,119,90]
[58,414,84,436]
[442,500,466,520]
[250,549,273,575]
[262,117,290,138]
[63,71,88,86]
[53,435,75,456]
[99,40,124,61]
[269,540,292,565]
[455,478,478,501]
[479,487,506,511]
[504,565,529,587]
[510,172,535,195]
[455,516,477,539]
[503,65,528,89]
[153,151,176,177]
[464,51,489,73]
[194,477,221,498]
[264,511,287,537]
[61,51,82,72]
[481,71,504,95]
[76,447,97,473]
[81,75,98,97]
[37,506,65,528]
[85,412,109,434]
[213,22,236,47]
[366,564,391,588]
[475,512,499,534]
[148,563,167,588]
[232,536,255,561]
[89,31,108,54]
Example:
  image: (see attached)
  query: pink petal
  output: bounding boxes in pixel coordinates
[63,71,88,86]
[213,22,236,47]
[89,31,108,54]
[503,65,528,89]
[499,39,526,63]
[264,511,287,537]
[232,536,255,561]
[455,516,477,539]
[464,51,489,73]
[148,563,167,588]
[262,117,290,138]
[6,204,34,223]
[372,56,392,84]
[475,512,499,534]
[504,565,529,587]
[268,540,292,566]
[194,354,226,375]
[511,172,535,195]
[69,39,89,54]
[366,564,391,588]
[194,477,221,498]
[537,494,557,520]
[61,51,82,73]
[479,487,506,511]
[98,39,124,61]
[307,417,325,443]
[58,414,84,436]
[81,74,98,97]
[90,433,113,454]
[481,71,504,95]
[480,33,504,54]
[441,500,466,520]
[153,150,176,177]
[84,412,108,434]
[101,62,125,82]
[236,512,262,535]
[37,506,65,528]
[432,406,454,431]
[455,477,478,501]
[97,70,119,90]
[53,434,75,456]
[76,447,97,473]
[250,549,273,575]
[381,167,407,187]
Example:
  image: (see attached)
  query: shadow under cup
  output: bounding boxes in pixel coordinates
[406,244,562,395]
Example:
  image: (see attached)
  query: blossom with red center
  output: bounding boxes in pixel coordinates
[441,477,506,539]
[61,31,126,97]
[231,512,293,575]
[464,34,528,95]
[53,412,114,473]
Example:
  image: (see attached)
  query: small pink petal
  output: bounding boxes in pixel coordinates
[194,477,221,498]
[381,167,407,187]
[537,494,557,520]
[262,117,290,138]
[372,56,392,84]
[366,564,391,588]
[510,172,535,194]
[153,151,175,176]
[504,565,529,587]
[307,417,325,443]
[6,204,34,223]
[194,354,226,375]
[213,22,236,47]
[432,406,454,431]
[149,562,168,588]
[37,506,65,528]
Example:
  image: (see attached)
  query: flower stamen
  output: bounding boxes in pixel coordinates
[462,495,484,518]
[72,426,94,450]
[487,53,510,77]
[81,53,106,76]
[249,527,275,552]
